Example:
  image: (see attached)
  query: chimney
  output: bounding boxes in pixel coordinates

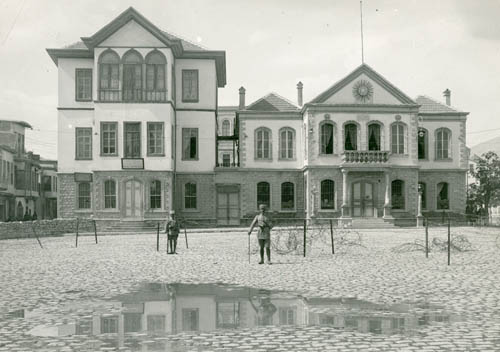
[443,89,451,106]
[239,87,246,110]
[297,81,303,107]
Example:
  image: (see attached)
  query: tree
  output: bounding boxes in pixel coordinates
[469,151,500,217]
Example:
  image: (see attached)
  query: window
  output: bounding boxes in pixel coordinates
[279,307,296,325]
[344,123,357,151]
[255,128,271,159]
[320,122,334,154]
[391,180,405,210]
[418,128,428,159]
[321,180,335,210]
[368,123,381,151]
[222,154,230,167]
[75,69,92,101]
[122,50,143,102]
[104,180,116,209]
[78,182,91,209]
[145,51,167,102]
[100,316,118,333]
[124,123,141,158]
[437,182,449,209]
[436,128,451,159]
[150,180,162,209]
[184,183,197,209]
[101,122,117,156]
[182,128,198,160]
[279,128,295,159]
[368,319,382,334]
[391,123,405,154]
[147,122,164,155]
[221,120,230,136]
[75,128,92,160]
[99,50,120,101]
[43,176,51,192]
[418,182,427,210]
[182,308,199,331]
[124,313,142,333]
[216,302,240,329]
[257,182,270,209]
[147,315,166,332]
[182,70,199,102]
[281,182,294,210]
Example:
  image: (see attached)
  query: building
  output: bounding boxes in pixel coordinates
[40,159,58,219]
[47,8,468,226]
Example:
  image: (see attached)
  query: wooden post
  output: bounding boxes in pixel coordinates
[31,223,43,249]
[425,217,429,258]
[447,216,451,266]
[303,219,307,257]
[75,218,79,248]
[93,220,98,244]
[184,222,188,249]
[156,222,160,252]
[330,219,334,254]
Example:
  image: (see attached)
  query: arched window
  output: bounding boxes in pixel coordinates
[436,128,451,160]
[279,127,295,159]
[391,123,405,154]
[221,120,230,136]
[255,128,271,159]
[320,122,334,155]
[418,128,428,160]
[145,51,167,102]
[391,180,405,210]
[368,123,381,151]
[78,182,91,209]
[122,50,143,102]
[150,180,162,209]
[257,182,270,209]
[184,183,197,209]
[99,50,120,101]
[16,201,23,220]
[320,180,335,210]
[437,182,449,210]
[281,182,294,210]
[104,180,116,209]
[344,123,357,151]
[418,182,427,210]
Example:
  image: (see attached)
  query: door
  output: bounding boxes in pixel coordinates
[352,181,374,217]
[124,180,143,219]
[216,186,240,226]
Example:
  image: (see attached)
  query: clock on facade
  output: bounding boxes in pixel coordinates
[352,80,374,103]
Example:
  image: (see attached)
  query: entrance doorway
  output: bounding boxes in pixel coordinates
[216,185,240,226]
[352,181,374,217]
[123,180,143,219]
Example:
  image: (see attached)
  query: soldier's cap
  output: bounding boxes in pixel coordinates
[169,210,175,215]
[259,204,267,210]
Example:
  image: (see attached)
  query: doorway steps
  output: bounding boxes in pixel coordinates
[351,218,396,229]
[96,220,164,233]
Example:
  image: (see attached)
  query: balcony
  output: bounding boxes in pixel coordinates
[342,150,390,163]
[98,89,167,103]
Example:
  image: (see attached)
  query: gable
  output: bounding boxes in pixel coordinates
[248,99,279,111]
[100,20,166,47]
[311,64,416,106]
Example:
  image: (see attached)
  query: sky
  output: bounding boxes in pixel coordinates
[0,0,499,159]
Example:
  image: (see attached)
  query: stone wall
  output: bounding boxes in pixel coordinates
[0,218,94,240]
[419,170,466,212]
[175,173,216,221]
[58,173,77,218]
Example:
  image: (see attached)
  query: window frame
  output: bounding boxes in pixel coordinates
[319,121,334,155]
[184,182,197,210]
[391,122,406,155]
[123,122,141,158]
[75,127,92,160]
[104,179,117,209]
[320,179,335,210]
[256,181,271,209]
[436,182,450,210]
[221,120,231,136]
[418,128,428,160]
[255,127,272,160]
[279,127,296,160]
[280,181,295,211]
[77,182,91,209]
[147,122,165,156]
[182,128,199,160]
[100,122,118,156]
[435,128,452,160]
[391,179,405,211]
[343,122,358,151]
[182,69,199,103]
[150,180,162,210]
[367,122,382,151]
[75,68,93,102]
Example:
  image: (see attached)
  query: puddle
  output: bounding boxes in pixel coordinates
[1,283,462,351]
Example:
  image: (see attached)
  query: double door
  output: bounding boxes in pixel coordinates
[124,180,143,219]
[216,186,240,226]
[352,181,374,217]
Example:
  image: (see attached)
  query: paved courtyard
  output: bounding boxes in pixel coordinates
[0,226,499,351]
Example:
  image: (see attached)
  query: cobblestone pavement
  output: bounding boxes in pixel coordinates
[1,226,500,351]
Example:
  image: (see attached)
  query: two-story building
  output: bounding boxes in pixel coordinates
[47,7,226,223]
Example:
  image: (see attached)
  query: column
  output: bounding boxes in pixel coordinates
[341,169,349,217]
[383,171,392,218]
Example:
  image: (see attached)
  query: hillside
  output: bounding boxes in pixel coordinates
[471,136,500,157]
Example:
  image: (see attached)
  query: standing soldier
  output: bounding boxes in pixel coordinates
[165,210,180,254]
[248,204,273,264]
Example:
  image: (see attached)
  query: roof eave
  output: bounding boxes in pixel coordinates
[46,48,94,66]
[181,50,226,87]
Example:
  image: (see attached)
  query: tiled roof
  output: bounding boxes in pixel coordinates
[63,41,87,50]
[416,95,465,114]
[246,93,299,112]
[160,30,206,51]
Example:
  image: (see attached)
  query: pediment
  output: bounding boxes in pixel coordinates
[310,64,416,105]
[100,20,165,47]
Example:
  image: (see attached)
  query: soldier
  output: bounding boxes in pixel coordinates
[248,204,273,264]
[165,210,180,254]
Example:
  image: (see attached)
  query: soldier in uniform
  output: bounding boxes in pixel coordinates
[248,204,273,264]
[165,210,180,254]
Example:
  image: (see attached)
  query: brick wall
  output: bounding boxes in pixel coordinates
[175,173,216,221]
[419,171,466,213]
[306,168,343,218]
[58,173,76,218]
[0,218,93,240]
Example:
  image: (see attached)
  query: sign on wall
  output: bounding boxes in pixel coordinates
[122,158,145,169]
[74,173,92,182]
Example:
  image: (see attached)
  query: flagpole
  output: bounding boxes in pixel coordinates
[360,1,364,63]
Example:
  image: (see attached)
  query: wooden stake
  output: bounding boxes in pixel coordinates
[447,216,451,266]
[94,220,98,244]
[330,219,334,254]
[156,222,160,252]
[425,217,429,258]
[303,219,307,257]
[75,218,79,248]
[31,223,43,249]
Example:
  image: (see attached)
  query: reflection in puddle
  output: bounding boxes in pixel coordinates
[2,283,461,351]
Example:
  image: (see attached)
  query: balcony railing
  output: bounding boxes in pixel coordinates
[342,150,390,163]
[98,89,167,103]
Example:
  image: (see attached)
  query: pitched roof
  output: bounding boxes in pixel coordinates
[0,119,32,128]
[310,63,417,105]
[416,95,467,115]
[246,93,299,112]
